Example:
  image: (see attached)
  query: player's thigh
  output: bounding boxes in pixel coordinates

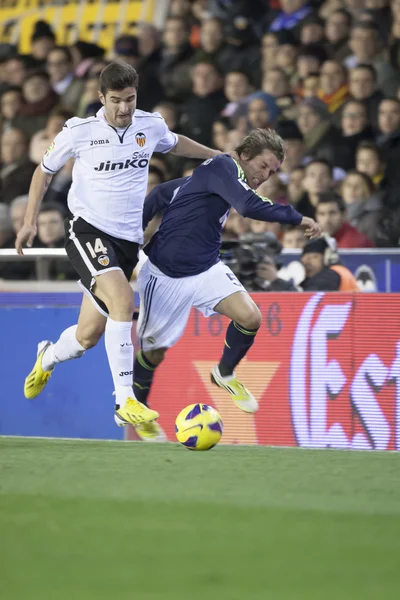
[193,262,261,329]
[66,216,137,315]
[94,269,134,315]
[215,291,262,330]
[76,295,107,349]
[137,260,194,352]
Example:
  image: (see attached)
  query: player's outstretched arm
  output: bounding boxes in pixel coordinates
[15,166,53,256]
[169,135,221,159]
[299,216,321,239]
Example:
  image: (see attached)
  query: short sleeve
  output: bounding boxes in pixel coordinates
[41,125,75,174]
[153,113,178,154]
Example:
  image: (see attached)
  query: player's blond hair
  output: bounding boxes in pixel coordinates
[235,128,285,163]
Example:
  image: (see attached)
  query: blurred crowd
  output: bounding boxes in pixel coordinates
[0,0,400,287]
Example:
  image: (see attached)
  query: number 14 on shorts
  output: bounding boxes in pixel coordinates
[86,238,108,258]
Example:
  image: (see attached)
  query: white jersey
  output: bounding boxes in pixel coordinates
[41,107,178,242]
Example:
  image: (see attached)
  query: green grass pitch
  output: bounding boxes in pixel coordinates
[0,437,399,600]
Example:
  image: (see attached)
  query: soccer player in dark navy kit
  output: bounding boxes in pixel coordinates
[134,129,320,420]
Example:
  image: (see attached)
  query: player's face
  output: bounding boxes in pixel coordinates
[242,149,282,189]
[100,87,137,128]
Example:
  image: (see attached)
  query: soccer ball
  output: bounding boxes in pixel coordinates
[175,403,223,451]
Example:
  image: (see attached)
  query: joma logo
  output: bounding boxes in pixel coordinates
[90,139,110,146]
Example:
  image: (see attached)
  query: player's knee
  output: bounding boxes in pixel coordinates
[76,326,104,349]
[145,348,167,366]
[238,305,262,331]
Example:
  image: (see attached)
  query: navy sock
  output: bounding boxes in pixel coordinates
[218,321,259,376]
[133,350,157,406]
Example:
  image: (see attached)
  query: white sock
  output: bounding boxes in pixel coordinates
[105,318,135,406]
[42,325,85,371]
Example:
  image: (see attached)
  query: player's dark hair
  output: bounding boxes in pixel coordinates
[317,192,346,213]
[99,61,139,97]
[235,128,285,163]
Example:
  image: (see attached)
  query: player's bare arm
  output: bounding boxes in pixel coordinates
[15,166,53,255]
[169,134,221,159]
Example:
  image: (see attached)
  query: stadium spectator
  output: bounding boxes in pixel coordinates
[10,194,28,235]
[253,253,298,291]
[261,33,280,71]
[296,97,342,164]
[340,170,382,242]
[0,128,36,205]
[0,86,22,133]
[348,64,383,130]
[46,46,84,113]
[222,71,252,119]
[268,0,314,41]
[146,165,165,195]
[195,17,227,71]
[30,21,56,65]
[3,55,28,87]
[37,203,77,280]
[337,100,374,170]
[355,141,385,186]
[247,94,275,131]
[180,61,226,147]
[76,76,101,118]
[287,167,305,206]
[345,21,398,97]
[212,117,232,152]
[37,203,66,248]
[275,120,306,184]
[153,102,180,132]
[281,225,306,249]
[0,204,13,248]
[315,192,375,247]
[159,16,196,103]
[318,60,349,123]
[297,159,334,218]
[296,45,328,81]
[324,9,352,62]
[302,73,320,98]
[301,236,359,291]
[17,72,59,137]
[71,41,105,78]
[300,16,325,46]
[29,108,73,165]
[0,195,36,279]
[136,24,164,111]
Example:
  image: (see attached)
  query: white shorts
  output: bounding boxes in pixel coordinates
[137,259,245,351]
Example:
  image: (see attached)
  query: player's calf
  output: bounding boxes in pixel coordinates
[133,348,166,406]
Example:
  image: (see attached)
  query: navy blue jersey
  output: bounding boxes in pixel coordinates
[143,154,302,277]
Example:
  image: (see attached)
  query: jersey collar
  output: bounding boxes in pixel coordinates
[96,106,136,129]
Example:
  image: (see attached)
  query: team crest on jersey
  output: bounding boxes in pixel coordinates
[135,132,146,147]
[147,337,156,345]
[98,254,110,266]
[45,141,55,156]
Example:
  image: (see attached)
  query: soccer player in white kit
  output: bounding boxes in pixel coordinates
[16,62,220,439]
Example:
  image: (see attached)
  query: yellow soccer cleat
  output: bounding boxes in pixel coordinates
[114,397,159,426]
[211,365,258,414]
[24,341,54,399]
[135,421,167,443]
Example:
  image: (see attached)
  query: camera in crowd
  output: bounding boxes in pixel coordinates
[220,231,297,292]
